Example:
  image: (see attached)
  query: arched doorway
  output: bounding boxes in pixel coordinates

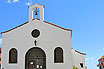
[25,47,46,69]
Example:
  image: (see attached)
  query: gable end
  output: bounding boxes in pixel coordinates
[1,19,72,35]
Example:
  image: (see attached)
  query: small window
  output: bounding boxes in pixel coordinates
[54,47,63,63]
[31,29,40,38]
[80,63,83,68]
[9,48,17,63]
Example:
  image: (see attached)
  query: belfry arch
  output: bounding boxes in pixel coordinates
[25,47,46,69]
[29,3,44,22]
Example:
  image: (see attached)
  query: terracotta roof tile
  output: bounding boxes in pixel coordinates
[43,21,72,31]
[1,18,72,34]
[1,21,28,34]
[75,50,86,55]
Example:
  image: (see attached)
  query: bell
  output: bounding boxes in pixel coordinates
[35,12,38,15]
[34,8,38,15]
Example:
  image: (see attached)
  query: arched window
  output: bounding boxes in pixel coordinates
[54,47,63,63]
[9,48,17,63]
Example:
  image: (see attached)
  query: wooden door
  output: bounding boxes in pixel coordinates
[25,47,46,69]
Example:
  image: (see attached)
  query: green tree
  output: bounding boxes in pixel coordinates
[73,66,79,69]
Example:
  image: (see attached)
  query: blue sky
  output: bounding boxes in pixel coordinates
[0,0,104,69]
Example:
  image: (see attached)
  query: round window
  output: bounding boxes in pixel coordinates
[31,29,40,38]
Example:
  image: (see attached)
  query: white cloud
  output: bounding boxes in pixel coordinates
[13,0,19,3]
[25,2,32,6]
[86,61,95,65]
[86,57,94,61]
[0,38,2,46]
[85,58,90,61]
[85,57,96,68]
[7,0,19,3]
[25,0,32,6]
[90,57,94,61]
[7,0,11,3]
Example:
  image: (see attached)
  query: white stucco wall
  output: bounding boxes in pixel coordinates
[1,3,86,69]
[1,19,73,69]
[71,49,85,69]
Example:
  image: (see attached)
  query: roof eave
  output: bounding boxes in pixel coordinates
[1,19,72,35]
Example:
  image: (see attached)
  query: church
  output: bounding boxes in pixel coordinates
[1,3,86,69]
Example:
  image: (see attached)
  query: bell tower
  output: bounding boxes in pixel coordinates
[29,3,44,22]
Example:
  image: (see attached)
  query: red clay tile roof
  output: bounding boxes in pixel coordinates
[1,18,72,34]
[44,21,72,31]
[75,50,86,55]
[1,21,28,34]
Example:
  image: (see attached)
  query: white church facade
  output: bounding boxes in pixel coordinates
[1,3,86,69]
